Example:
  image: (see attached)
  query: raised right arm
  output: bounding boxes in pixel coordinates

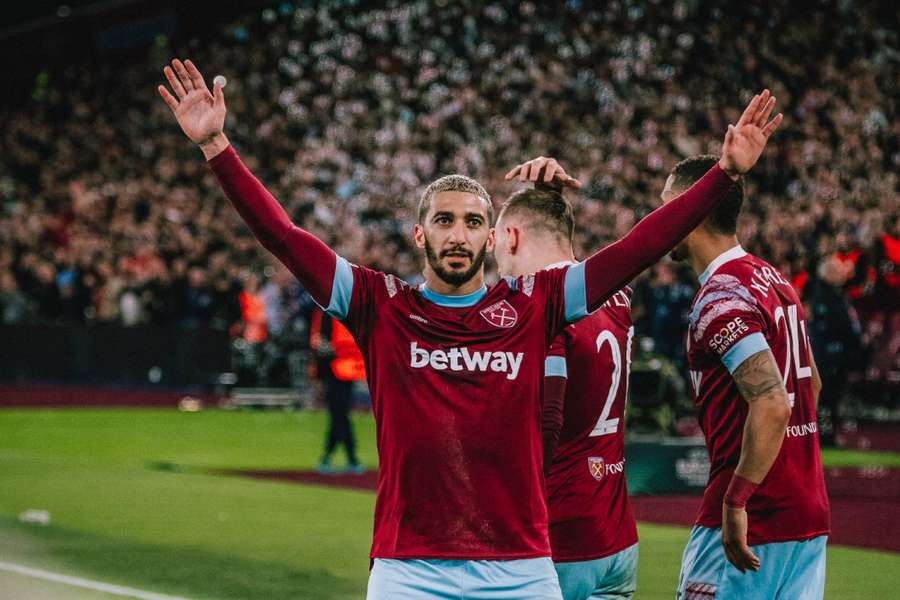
[207,143,346,310]
[158,58,350,317]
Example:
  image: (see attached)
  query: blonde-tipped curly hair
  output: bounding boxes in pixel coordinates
[418,175,492,224]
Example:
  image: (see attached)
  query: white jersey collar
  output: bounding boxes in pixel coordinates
[544,260,577,271]
[698,245,747,285]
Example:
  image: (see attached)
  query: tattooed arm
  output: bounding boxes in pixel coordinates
[722,348,792,572]
[733,348,792,482]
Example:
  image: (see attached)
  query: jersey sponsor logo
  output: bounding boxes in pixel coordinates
[690,274,757,342]
[479,300,518,328]
[786,420,817,438]
[409,342,524,380]
[708,316,750,355]
[588,456,625,481]
[408,313,428,325]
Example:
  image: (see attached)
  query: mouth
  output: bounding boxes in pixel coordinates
[442,251,472,261]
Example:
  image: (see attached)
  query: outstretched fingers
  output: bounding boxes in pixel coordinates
[762,112,784,138]
[754,96,776,128]
[184,60,208,94]
[736,94,760,128]
[172,59,195,92]
[163,66,186,99]
[158,85,179,112]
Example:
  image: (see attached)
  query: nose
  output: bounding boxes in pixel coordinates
[447,221,467,245]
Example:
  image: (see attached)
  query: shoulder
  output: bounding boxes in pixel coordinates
[689,272,761,339]
[600,286,633,324]
[501,267,566,299]
[349,264,412,302]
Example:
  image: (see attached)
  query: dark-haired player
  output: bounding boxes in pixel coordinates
[494,177,638,600]
[158,59,780,599]
[662,155,829,600]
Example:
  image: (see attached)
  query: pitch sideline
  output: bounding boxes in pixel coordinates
[0,560,192,600]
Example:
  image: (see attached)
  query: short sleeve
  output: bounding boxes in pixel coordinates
[689,274,770,374]
[544,335,568,379]
[339,263,391,343]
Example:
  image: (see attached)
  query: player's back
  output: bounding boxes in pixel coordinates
[545,287,638,562]
[686,247,830,545]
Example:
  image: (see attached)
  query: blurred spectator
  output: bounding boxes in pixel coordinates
[632,262,694,370]
[0,270,30,323]
[238,271,268,343]
[806,256,866,445]
[310,308,366,473]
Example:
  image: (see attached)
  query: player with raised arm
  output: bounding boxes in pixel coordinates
[158,59,780,599]
[493,173,638,600]
[662,154,829,600]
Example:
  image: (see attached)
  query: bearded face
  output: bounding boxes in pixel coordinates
[414,190,494,288]
[424,235,488,286]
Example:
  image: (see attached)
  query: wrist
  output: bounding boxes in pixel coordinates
[724,473,758,509]
[717,159,741,181]
[199,132,230,161]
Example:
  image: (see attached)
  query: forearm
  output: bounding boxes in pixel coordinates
[582,165,735,310]
[809,351,822,408]
[734,397,791,483]
[207,142,338,305]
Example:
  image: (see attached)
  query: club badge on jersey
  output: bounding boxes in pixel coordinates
[479,300,519,328]
[588,456,605,481]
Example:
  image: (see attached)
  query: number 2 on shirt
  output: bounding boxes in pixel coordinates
[774,304,812,408]
[590,326,634,437]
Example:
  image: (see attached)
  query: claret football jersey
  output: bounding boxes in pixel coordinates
[686,245,830,545]
[206,144,739,559]
[544,276,638,562]
[328,258,588,559]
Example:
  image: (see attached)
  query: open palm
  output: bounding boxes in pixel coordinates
[158,59,225,145]
[720,89,783,176]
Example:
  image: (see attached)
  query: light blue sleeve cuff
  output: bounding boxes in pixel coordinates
[544,355,568,378]
[563,262,588,323]
[722,332,770,374]
[324,255,354,320]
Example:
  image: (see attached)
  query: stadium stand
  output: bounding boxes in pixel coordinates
[0,1,896,408]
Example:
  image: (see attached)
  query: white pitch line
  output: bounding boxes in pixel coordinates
[0,560,192,600]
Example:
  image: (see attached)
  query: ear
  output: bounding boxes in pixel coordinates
[507,227,520,255]
[486,227,496,253]
[413,223,426,249]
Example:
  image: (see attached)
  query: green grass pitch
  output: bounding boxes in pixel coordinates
[0,408,897,599]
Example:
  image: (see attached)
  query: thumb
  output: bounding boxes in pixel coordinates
[725,124,735,145]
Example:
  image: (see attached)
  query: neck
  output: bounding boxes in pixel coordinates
[687,233,741,278]
[516,245,575,277]
[422,266,486,295]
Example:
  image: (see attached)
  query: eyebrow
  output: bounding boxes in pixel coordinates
[432,211,486,221]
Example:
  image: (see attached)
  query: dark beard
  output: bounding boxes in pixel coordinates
[669,243,688,262]
[424,238,487,286]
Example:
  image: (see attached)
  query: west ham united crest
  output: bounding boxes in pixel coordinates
[479,300,518,328]
[588,456,605,481]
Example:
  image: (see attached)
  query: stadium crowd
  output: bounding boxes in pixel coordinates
[1,1,896,405]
